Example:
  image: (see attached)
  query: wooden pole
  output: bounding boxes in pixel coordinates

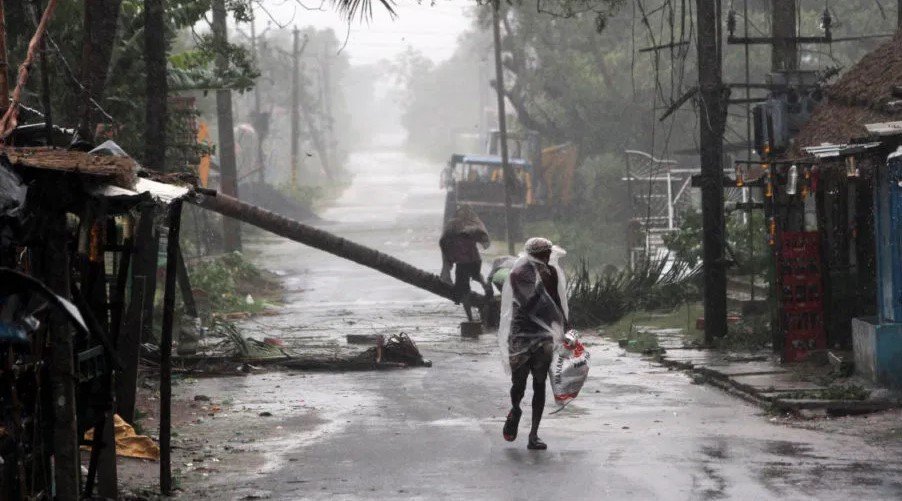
[491,0,516,255]
[695,0,728,344]
[290,28,300,189]
[40,210,79,500]
[772,0,798,71]
[159,200,183,496]
[212,0,242,252]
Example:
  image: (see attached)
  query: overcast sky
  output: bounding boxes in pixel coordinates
[254,0,476,66]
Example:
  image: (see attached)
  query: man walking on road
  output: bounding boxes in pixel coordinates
[439,206,493,321]
[499,237,569,450]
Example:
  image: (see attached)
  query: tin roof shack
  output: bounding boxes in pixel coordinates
[0,146,192,499]
[765,32,902,384]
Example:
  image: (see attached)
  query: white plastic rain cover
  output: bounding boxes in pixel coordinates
[497,248,570,375]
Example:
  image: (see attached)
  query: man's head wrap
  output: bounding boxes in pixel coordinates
[524,237,553,255]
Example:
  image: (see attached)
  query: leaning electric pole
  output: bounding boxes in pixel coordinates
[491,0,516,255]
[695,0,728,344]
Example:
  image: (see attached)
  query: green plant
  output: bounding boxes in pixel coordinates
[712,314,772,351]
[567,256,700,327]
[781,384,871,401]
[188,252,278,314]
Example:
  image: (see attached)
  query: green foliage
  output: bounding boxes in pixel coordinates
[189,252,277,314]
[568,256,700,327]
[172,33,259,93]
[4,1,258,166]
[620,329,663,355]
[664,208,771,279]
[715,314,771,350]
[781,384,871,401]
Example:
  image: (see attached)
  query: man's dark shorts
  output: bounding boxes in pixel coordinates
[453,261,482,300]
[509,336,553,373]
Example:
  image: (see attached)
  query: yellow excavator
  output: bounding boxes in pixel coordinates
[484,130,578,209]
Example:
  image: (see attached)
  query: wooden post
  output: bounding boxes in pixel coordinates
[772,0,798,71]
[40,211,79,500]
[159,200,183,495]
[695,0,728,344]
[491,0,516,255]
[212,0,242,252]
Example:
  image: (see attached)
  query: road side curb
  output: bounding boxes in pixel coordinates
[651,353,899,417]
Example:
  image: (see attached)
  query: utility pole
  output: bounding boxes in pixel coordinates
[320,43,334,171]
[772,0,798,71]
[144,0,167,172]
[491,0,516,255]
[250,13,265,184]
[212,0,242,252]
[695,0,728,344]
[291,28,300,189]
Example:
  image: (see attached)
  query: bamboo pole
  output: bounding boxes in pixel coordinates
[159,201,183,495]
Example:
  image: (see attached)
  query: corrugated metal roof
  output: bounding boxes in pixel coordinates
[802,142,882,158]
[91,177,191,205]
[864,121,902,136]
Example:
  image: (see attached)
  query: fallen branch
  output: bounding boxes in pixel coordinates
[0,0,58,141]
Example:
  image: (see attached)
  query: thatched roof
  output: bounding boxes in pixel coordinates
[1,147,138,188]
[792,33,902,152]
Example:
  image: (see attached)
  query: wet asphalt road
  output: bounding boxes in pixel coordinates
[185,140,902,500]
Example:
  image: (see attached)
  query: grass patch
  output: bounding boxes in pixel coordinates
[189,252,282,315]
[780,384,871,401]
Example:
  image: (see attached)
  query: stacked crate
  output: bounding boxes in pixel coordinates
[778,231,827,362]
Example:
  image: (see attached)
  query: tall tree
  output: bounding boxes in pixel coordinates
[79,0,122,140]
[213,0,242,252]
[144,0,167,171]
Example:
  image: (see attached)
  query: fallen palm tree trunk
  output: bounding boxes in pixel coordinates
[193,192,486,307]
